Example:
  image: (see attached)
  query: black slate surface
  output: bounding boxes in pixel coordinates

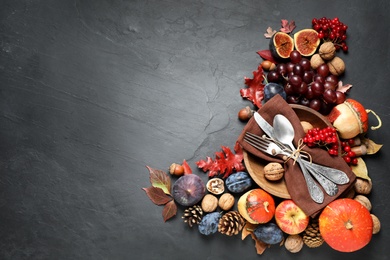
[1,1,389,259]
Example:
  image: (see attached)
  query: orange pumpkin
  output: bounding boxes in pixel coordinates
[319,198,373,252]
[237,189,275,224]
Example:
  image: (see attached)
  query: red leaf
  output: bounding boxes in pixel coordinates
[256,50,278,64]
[182,159,192,174]
[336,81,353,93]
[280,19,296,34]
[146,165,171,195]
[162,200,177,222]
[240,65,265,108]
[142,186,172,205]
[196,142,245,179]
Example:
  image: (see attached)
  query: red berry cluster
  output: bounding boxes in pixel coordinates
[341,139,358,165]
[303,126,339,156]
[312,17,348,52]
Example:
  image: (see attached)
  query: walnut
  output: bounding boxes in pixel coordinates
[201,194,218,213]
[319,42,336,60]
[218,193,235,211]
[206,178,225,195]
[354,194,372,211]
[327,56,345,76]
[354,178,372,194]
[264,162,284,181]
[371,214,381,234]
[285,234,304,253]
[310,54,325,69]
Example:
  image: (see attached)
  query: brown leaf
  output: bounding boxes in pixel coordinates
[162,200,177,222]
[251,233,269,255]
[264,26,276,38]
[241,222,255,240]
[336,81,353,93]
[241,222,268,254]
[142,186,173,205]
[146,165,171,194]
[362,137,383,154]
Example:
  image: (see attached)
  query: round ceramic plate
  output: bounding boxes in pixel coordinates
[243,104,333,199]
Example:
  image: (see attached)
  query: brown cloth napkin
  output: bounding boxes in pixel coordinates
[237,95,356,217]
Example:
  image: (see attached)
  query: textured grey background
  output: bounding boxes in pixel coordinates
[1,0,389,259]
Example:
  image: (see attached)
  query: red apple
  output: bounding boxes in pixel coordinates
[275,200,309,235]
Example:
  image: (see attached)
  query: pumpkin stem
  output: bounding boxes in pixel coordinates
[366,109,382,130]
[345,220,353,230]
[263,201,269,213]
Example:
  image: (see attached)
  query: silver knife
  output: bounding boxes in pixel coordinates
[254,112,274,138]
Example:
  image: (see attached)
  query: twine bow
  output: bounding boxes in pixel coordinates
[284,138,312,165]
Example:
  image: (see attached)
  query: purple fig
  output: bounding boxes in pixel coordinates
[172,174,206,206]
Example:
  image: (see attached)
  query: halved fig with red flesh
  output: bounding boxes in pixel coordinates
[269,32,294,60]
[294,29,320,57]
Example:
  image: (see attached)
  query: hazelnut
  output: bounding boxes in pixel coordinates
[354,178,372,195]
[327,56,345,76]
[354,194,372,211]
[206,178,225,195]
[238,106,254,121]
[371,214,381,234]
[284,234,303,253]
[201,194,218,213]
[264,162,284,181]
[310,54,325,69]
[218,193,235,211]
[261,60,276,71]
[319,42,336,60]
[169,163,184,176]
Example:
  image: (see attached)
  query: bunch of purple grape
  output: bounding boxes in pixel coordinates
[266,50,346,114]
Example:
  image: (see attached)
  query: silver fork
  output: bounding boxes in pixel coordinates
[244,132,342,196]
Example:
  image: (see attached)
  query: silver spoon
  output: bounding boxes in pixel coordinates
[272,114,325,203]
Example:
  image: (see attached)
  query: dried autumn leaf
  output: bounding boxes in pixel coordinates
[242,222,257,240]
[264,26,277,38]
[162,200,177,222]
[351,157,370,181]
[196,142,245,179]
[240,65,265,109]
[362,137,383,155]
[142,186,173,205]
[251,233,269,255]
[280,19,296,34]
[241,222,268,254]
[336,81,353,93]
[256,49,278,64]
[146,165,171,194]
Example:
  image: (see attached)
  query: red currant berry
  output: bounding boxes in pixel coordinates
[343,156,351,163]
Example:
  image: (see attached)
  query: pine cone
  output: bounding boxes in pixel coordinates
[218,211,245,236]
[182,205,203,227]
[303,218,324,248]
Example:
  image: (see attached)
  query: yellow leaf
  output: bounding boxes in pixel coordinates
[351,157,370,181]
[362,138,383,155]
